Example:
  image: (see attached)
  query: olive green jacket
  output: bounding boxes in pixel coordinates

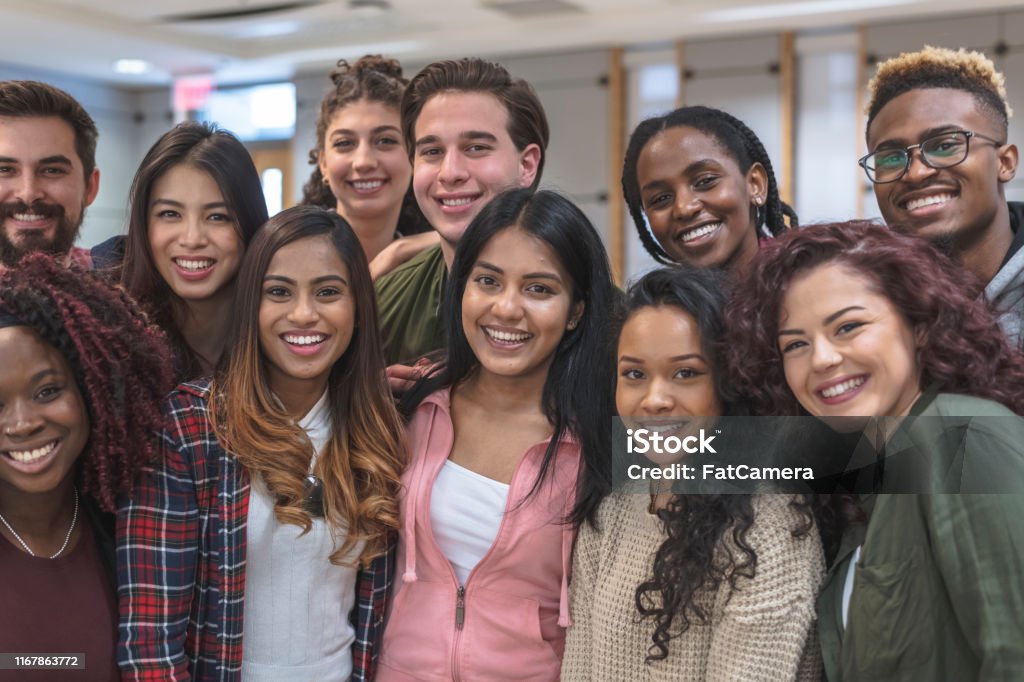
[375,244,447,365]
[818,393,1024,681]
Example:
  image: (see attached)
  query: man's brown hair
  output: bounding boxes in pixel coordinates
[400,58,549,189]
[0,80,99,179]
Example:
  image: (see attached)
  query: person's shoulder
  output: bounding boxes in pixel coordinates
[375,244,444,294]
[927,392,1017,418]
[162,378,214,420]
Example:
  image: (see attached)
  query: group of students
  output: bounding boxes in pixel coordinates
[0,42,1023,682]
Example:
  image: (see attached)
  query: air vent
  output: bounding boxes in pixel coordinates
[483,0,584,19]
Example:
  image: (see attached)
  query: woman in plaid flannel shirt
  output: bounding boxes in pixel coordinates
[118,206,405,681]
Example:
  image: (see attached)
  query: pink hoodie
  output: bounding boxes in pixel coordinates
[377,389,580,682]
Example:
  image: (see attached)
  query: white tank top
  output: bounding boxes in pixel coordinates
[430,459,510,585]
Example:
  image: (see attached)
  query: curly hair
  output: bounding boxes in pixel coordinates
[0,254,174,511]
[301,55,408,208]
[611,268,820,661]
[622,105,797,266]
[726,220,1024,416]
[866,45,1012,133]
[212,206,404,565]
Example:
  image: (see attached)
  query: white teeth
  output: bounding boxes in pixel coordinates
[12,213,45,222]
[352,180,384,191]
[174,258,214,271]
[820,377,866,399]
[485,328,531,343]
[905,193,954,211]
[6,440,57,463]
[680,223,722,243]
[441,197,475,207]
[643,422,686,434]
[283,334,326,346]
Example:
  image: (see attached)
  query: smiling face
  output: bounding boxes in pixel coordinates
[636,125,766,272]
[461,226,581,384]
[412,92,541,265]
[319,99,411,229]
[0,326,89,497]
[778,262,923,418]
[258,234,356,400]
[0,116,100,267]
[867,88,1018,250]
[616,306,721,464]
[147,164,243,304]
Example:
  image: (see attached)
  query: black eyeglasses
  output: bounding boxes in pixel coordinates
[858,130,1004,184]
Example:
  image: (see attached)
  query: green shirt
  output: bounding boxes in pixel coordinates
[818,393,1024,681]
[374,244,447,365]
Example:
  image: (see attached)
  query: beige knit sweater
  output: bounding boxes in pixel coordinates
[562,493,825,681]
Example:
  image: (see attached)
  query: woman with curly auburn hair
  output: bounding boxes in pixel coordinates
[726,220,1024,681]
[562,266,825,681]
[118,206,405,682]
[0,254,173,681]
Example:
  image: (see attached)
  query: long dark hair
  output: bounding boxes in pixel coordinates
[612,267,821,663]
[727,220,1024,416]
[622,105,797,265]
[212,205,404,564]
[121,121,268,379]
[401,188,616,526]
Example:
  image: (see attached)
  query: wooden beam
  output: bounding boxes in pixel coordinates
[778,32,796,207]
[675,40,686,109]
[608,46,627,286]
[855,24,868,219]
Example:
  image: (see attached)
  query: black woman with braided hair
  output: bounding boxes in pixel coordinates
[0,254,173,681]
[622,105,797,275]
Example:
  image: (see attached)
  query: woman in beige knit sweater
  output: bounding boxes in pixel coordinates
[562,267,826,681]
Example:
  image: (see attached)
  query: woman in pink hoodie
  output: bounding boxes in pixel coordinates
[377,188,616,681]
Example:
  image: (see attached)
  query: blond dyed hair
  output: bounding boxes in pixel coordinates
[867,45,1012,131]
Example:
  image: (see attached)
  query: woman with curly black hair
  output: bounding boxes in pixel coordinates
[0,254,173,681]
[562,266,825,681]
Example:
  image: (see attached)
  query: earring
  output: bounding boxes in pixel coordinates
[754,196,764,206]
[567,320,578,330]
[322,176,330,186]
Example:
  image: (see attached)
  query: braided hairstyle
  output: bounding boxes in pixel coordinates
[0,254,174,511]
[622,105,797,266]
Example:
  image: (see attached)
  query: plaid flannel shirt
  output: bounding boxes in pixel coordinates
[117,380,391,681]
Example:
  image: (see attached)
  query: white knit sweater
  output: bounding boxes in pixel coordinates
[562,493,825,681]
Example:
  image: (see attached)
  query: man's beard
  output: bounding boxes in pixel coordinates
[0,200,83,267]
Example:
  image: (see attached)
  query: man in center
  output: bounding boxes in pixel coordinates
[375,57,549,366]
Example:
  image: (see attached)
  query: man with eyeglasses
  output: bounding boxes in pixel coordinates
[862,45,1023,347]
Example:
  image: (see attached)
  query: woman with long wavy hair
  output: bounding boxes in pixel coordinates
[727,221,1024,681]
[562,266,825,681]
[118,206,404,682]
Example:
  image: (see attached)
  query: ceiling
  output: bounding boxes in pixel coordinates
[3,0,1024,87]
